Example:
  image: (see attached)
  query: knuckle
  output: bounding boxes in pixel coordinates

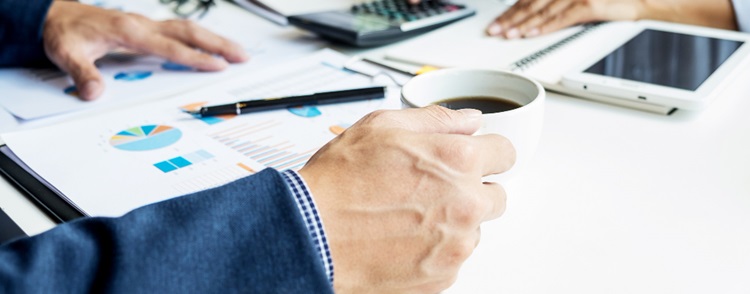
[44,38,66,59]
[363,109,398,125]
[449,200,482,227]
[450,237,476,263]
[437,137,478,171]
[424,104,457,126]
[112,15,146,43]
[181,19,203,39]
[179,18,198,29]
[112,14,142,32]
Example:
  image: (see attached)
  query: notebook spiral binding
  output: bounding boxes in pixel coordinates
[509,22,603,72]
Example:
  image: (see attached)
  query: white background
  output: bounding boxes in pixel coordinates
[1,0,749,293]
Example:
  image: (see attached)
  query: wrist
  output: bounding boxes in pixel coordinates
[638,0,667,21]
[638,0,738,30]
[281,169,335,285]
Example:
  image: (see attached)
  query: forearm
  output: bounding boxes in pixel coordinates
[641,0,738,30]
[0,169,332,293]
[0,0,54,66]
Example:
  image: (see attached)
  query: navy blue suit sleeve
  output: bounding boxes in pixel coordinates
[0,169,333,293]
[0,0,54,67]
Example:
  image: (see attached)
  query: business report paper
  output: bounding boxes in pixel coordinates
[0,0,325,121]
[2,49,401,217]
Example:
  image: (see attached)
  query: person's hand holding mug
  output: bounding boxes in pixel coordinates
[401,68,545,183]
[299,106,515,293]
[43,1,248,101]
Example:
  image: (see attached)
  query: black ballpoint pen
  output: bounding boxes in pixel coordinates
[184,86,387,117]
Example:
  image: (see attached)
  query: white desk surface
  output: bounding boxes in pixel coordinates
[2,1,749,293]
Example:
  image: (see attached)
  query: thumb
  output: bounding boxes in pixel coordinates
[59,54,105,101]
[400,105,483,135]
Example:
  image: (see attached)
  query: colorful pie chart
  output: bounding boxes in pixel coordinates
[110,125,182,151]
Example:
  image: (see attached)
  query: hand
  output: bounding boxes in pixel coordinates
[43,1,248,100]
[486,0,644,39]
[299,106,515,293]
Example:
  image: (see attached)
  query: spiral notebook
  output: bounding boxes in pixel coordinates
[383,22,676,114]
[384,23,601,81]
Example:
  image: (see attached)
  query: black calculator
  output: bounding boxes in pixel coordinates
[288,0,475,47]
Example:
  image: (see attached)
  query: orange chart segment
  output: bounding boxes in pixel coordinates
[150,125,174,135]
[180,102,237,125]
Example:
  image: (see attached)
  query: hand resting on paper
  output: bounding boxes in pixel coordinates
[43,1,248,101]
[299,106,515,293]
[484,0,738,39]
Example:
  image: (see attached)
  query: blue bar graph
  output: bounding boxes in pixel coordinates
[154,150,215,173]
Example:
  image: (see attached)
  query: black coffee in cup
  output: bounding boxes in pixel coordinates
[433,96,523,114]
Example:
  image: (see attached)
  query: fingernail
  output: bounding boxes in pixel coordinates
[239,50,250,61]
[458,108,482,117]
[487,24,503,36]
[209,58,230,71]
[81,80,101,101]
[525,28,540,38]
[506,28,520,39]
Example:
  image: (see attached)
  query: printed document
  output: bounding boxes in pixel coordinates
[2,49,401,217]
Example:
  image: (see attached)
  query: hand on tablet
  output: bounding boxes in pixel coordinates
[485,0,738,39]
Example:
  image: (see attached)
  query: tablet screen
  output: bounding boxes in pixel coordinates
[584,29,744,91]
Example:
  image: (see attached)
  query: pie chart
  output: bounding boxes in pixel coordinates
[110,125,182,151]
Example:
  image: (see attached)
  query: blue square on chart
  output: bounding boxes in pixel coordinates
[154,161,178,173]
[169,157,192,168]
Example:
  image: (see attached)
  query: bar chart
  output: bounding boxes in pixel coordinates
[209,119,319,171]
[153,149,215,173]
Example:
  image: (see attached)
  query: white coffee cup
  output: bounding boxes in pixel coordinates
[401,68,545,182]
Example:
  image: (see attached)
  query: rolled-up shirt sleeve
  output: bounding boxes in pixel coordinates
[733,0,750,32]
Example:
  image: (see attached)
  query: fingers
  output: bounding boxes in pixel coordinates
[132,33,230,71]
[55,53,105,101]
[515,0,573,38]
[111,14,246,71]
[487,0,538,37]
[364,105,483,135]
[488,0,584,38]
[472,133,516,176]
[480,182,507,221]
[159,19,249,63]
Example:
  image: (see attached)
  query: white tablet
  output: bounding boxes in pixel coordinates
[562,21,750,110]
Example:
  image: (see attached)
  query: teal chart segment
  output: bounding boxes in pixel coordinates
[110,125,182,151]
